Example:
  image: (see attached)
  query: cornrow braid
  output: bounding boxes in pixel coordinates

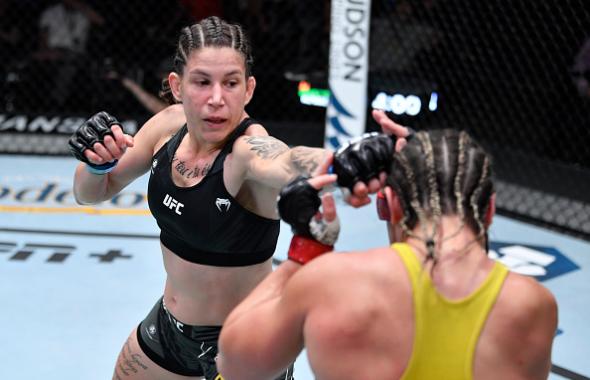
[395,147,436,263]
[229,26,236,50]
[436,131,468,245]
[454,131,467,221]
[386,129,495,265]
[392,154,417,235]
[470,156,490,237]
[417,133,442,220]
[414,133,438,261]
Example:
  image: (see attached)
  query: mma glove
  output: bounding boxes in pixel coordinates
[68,111,121,174]
[278,176,340,265]
[332,129,415,191]
[332,132,396,191]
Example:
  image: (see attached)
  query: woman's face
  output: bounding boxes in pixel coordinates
[170,47,255,145]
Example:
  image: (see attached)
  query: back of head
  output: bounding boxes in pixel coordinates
[386,129,494,252]
[160,16,254,104]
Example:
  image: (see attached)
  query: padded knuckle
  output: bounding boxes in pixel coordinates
[278,177,321,237]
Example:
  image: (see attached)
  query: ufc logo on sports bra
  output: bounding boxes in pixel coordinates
[163,194,184,215]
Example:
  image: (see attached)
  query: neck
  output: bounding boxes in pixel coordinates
[185,128,221,156]
[405,216,493,299]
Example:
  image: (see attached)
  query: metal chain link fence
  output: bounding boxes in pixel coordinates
[1,0,589,237]
[366,0,590,238]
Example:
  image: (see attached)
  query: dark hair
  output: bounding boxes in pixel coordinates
[386,129,494,260]
[160,16,254,104]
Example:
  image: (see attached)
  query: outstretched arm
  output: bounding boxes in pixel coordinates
[231,111,412,204]
[231,134,331,190]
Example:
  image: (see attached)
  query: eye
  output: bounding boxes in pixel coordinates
[226,80,239,88]
[193,79,209,86]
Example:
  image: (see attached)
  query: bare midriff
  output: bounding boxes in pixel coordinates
[160,242,273,326]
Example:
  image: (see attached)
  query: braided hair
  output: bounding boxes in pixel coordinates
[160,16,254,104]
[386,129,494,264]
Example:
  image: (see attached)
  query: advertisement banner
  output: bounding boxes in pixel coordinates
[0,113,140,155]
[324,0,372,149]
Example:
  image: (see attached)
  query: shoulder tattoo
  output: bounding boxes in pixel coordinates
[245,136,289,160]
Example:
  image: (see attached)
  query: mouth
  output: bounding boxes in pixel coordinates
[204,117,227,126]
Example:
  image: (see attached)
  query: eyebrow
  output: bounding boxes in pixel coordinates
[188,69,243,78]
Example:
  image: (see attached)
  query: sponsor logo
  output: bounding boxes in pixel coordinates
[489,242,579,282]
[0,181,147,209]
[0,113,139,135]
[162,301,185,333]
[215,198,231,212]
[163,194,184,215]
[151,159,158,174]
[0,241,133,263]
[198,342,214,359]
[324,0,371,150]
[326,93,355,149]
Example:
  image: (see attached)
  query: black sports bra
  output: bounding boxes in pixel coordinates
[147,118,280,266]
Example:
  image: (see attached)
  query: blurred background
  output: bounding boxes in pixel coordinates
[1,0,589,239]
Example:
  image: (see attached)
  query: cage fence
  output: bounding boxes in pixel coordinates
[1,0,589,237]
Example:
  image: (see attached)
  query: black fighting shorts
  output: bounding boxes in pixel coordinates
[137,297,295,379]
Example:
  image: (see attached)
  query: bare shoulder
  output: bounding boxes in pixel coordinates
[148,104,186,135]
[488,271,558,378]
[501,272,557,319]
[243,121,270,137]
[287,247,406,300]
[135,104,186,151]
[494,272,558,351]
[233,134,290,161]
[286,248,412,351]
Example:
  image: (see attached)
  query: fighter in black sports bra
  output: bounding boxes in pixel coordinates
[147,117,280,267]
[139,118,293,379]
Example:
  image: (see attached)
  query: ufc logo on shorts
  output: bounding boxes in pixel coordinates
[163,194,184,215]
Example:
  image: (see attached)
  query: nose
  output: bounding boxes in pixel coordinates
[208,83,224,106]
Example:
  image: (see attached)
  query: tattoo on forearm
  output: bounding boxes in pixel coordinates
[172,155,211,179]
[245,136,289,160]
[290,147,326,175]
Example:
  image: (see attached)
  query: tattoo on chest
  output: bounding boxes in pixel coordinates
[245,136,289,160]
[171,155,211,179]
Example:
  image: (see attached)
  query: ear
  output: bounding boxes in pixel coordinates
[245,76,256,105]
[384,187,404,224]
[484,192,496,228]
[168,72,183,103]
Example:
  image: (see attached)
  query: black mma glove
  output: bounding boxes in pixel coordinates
[333,128,416,191]
[278,176,321,239]
[68,111,121,172]
[278,176,339,264]
[332,132,396,191]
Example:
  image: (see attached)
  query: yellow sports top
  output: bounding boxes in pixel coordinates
[394,243,508,380]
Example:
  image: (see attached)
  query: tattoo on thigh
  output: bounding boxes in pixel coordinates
[245,136,289,160]
[114,338,149,378]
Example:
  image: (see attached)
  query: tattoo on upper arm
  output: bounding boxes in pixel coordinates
[290,147,326,176]
[245,136,289,160]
